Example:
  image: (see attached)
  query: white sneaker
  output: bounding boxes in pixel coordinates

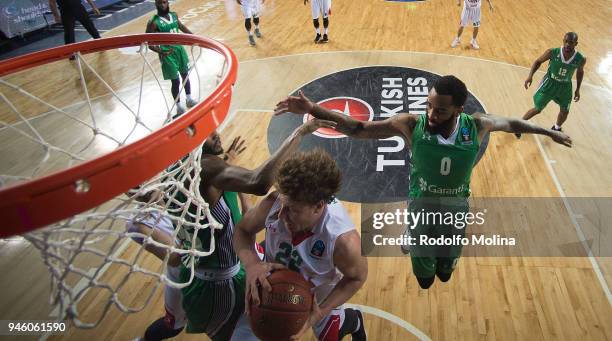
[186,98,198,108]
[471,39,480,49]
[176,104,186,116]
[451,37,461,48]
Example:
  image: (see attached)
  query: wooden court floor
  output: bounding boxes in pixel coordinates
[0,0,611,340]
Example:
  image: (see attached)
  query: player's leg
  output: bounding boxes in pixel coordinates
[142,266,187,340]
[435,257,459,283]
[452,8,468,47]
[321,0,331,43]
[411,256,436,289]
[470,25,480,49]
[74,3,101,39]
[253,16,261,38]
[241,0,256,46]
[60,9,76,45]
[515,85,551,138]
[311,0,321,43]
[552,84,572,131]
[253,0,262,38]
[174,46,196,108]
[313,307,366,341]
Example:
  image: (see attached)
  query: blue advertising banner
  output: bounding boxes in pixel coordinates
[0,0,122,38]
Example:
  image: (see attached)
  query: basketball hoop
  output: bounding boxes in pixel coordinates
[0,33,237,237]
[0,33,237,328]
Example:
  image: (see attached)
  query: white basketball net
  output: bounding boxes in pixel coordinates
[0,40,228,327]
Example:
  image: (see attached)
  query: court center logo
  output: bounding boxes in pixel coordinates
[268,66,489,203]
[303,97,374,138]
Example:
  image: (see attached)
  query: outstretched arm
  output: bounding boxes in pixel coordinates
[203,119,335,195]
[274,91,417,142]
[574,58,586,101]
[525,49,552,89]
[474,113,572,147]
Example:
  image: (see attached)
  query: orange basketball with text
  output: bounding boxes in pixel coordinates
[249,269,314,341]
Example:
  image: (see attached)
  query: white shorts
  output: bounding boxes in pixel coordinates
[312,306,345,341]
[241,0,261,18]
[460,6,481,27]
[310,0,331,19]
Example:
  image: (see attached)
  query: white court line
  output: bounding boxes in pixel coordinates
[345,304,432,341]
[239,50,611,93]
[533,135,612,306]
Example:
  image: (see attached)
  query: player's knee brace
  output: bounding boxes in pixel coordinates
[313,18,320,28]
[323,17,329,28]
[143,317,183,341]
[244,18,252,31]
[416,276,435,289]
[253,16,260,25]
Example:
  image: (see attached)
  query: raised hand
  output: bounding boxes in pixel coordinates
[549,130,572,148]
[274,90,315,116]
[224,136,247,163]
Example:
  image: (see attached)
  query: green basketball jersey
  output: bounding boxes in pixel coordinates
[151,12,180,34]
[173,190,243,270]
[545,47,584,83]
[409,113,480,198]
[150,12,181,53]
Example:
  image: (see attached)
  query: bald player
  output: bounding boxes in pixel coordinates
[304,0,331,43]
[516,32,586,138]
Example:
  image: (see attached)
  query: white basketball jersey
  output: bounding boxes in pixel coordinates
[264,196,354,302]
[464,0,481,8]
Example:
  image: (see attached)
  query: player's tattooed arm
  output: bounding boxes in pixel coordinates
[274,90,417,143]
[474,113,572,147]
[525,49,552,89]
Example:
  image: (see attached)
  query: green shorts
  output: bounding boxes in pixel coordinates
[179,265,246,341]
[159,44,190,80]
[407,198,468,278]
[533,78,572,112]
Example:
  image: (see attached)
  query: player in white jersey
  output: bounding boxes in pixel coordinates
[234,150,368,341]
[450,0,494,49]
[237,0,264,46]
[304,0,331,43]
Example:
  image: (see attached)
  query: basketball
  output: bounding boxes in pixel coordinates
[248,269,314,341]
